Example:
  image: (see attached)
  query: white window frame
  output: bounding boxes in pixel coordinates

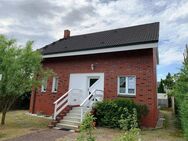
[52,76,59,93]
[117,75,136,96]
[41,78,48,92]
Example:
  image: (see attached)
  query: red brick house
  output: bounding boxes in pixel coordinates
[29,22,159,129]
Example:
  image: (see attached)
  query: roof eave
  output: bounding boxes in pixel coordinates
[42,42,158,59]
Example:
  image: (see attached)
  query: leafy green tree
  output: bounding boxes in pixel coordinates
[0,35,50,125]
[171,45,188,139]
[163,73,175,91]
[158,79,165,93]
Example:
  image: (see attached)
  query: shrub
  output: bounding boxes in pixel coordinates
[94,98,148,129]
[180,98,188,139]
[130,108,138,129]
[11,92,31,110]
[119,108,138,131]
[77,113,96,141]
[163,113,169,129]
[115,128,141,141]
[171,45,188,140]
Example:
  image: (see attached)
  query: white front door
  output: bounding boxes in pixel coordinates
[68,73,104,105]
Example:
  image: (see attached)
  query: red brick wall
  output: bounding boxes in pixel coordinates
[29,48,158,127]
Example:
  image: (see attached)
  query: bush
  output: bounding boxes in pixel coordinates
[77,113,96,141]
[11,92,31,110]
[171,46,188,139]
[115,128,141,141]
[163,113,169,129]
[118,108,138,131]
[94,98,148,129]
[180,99,188,139]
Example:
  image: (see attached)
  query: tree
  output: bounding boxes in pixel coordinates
[158,79,165,93]
[163,73,175,91]
[171,45,188,139]
[0,35,49,125]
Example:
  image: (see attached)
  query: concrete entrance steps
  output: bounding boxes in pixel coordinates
[55,107,88,131]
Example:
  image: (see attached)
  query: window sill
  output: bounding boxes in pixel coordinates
[41,91,46,93]
[118,94,136,98]
[52,91,57,94]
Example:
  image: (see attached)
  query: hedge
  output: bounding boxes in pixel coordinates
[171,46,188,140]
[93,98,148,128]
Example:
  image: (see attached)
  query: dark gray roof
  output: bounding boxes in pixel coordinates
[41,22,159,55]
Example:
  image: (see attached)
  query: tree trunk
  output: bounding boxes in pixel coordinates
[0,96,17,126]
[1,111,6,125]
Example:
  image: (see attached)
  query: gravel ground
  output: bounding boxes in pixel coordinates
[5,129,71,141]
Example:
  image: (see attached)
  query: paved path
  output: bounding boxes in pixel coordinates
[6,129,71,141]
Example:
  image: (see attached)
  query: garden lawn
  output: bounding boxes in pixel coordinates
[56,127,185,141]
[57,109,186,141]
[140,109,185,141]
[0,110,50,141]
[0,109,186,141]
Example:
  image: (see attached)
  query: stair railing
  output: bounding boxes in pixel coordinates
[53,89,81,120]
[80,89,103,122]
[88,78,102,93]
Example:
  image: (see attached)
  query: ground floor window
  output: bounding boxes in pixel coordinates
[41,78,48,92]
[52,76,59,93]
[118,76,136,96]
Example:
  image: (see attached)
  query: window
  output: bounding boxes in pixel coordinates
[52,76,58,93]
[118,76,136,95]
[41,78,47,92]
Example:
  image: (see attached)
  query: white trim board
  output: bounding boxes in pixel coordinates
[43,43,158,59]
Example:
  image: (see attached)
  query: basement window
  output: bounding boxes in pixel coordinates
[118,76,136,96]
[41,78,48,92]
[52,76,58,93]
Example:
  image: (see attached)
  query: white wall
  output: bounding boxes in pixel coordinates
[157,93,168,108]
[157,93,168,99]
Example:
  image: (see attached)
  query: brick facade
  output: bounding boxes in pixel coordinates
[29,48,158,127]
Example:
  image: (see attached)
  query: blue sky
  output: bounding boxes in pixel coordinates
[0,0,187,81]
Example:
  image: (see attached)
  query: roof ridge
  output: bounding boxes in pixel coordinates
[52,22,159,41]
[69,22,159,38]
[41,22,160,55]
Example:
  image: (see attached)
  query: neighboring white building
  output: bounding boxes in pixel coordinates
[157,93,168,107]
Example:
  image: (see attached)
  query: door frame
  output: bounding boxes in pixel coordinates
[69,73,104,105]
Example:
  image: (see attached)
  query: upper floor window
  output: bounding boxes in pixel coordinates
[41,78,48,92]
[118,76,136,96]
[52,76,58,93]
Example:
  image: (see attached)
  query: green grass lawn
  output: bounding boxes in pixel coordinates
[0,109,186,141]
[56,127,185,141]
[139,110,185,141]
[57,109,186,141]
[0,110,50,141]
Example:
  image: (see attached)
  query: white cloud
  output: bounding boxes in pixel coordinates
[0,18,14,33]
[0,0,188,79]
[159,46,183,66]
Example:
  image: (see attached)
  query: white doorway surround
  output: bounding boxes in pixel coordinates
[68,73,104,105]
